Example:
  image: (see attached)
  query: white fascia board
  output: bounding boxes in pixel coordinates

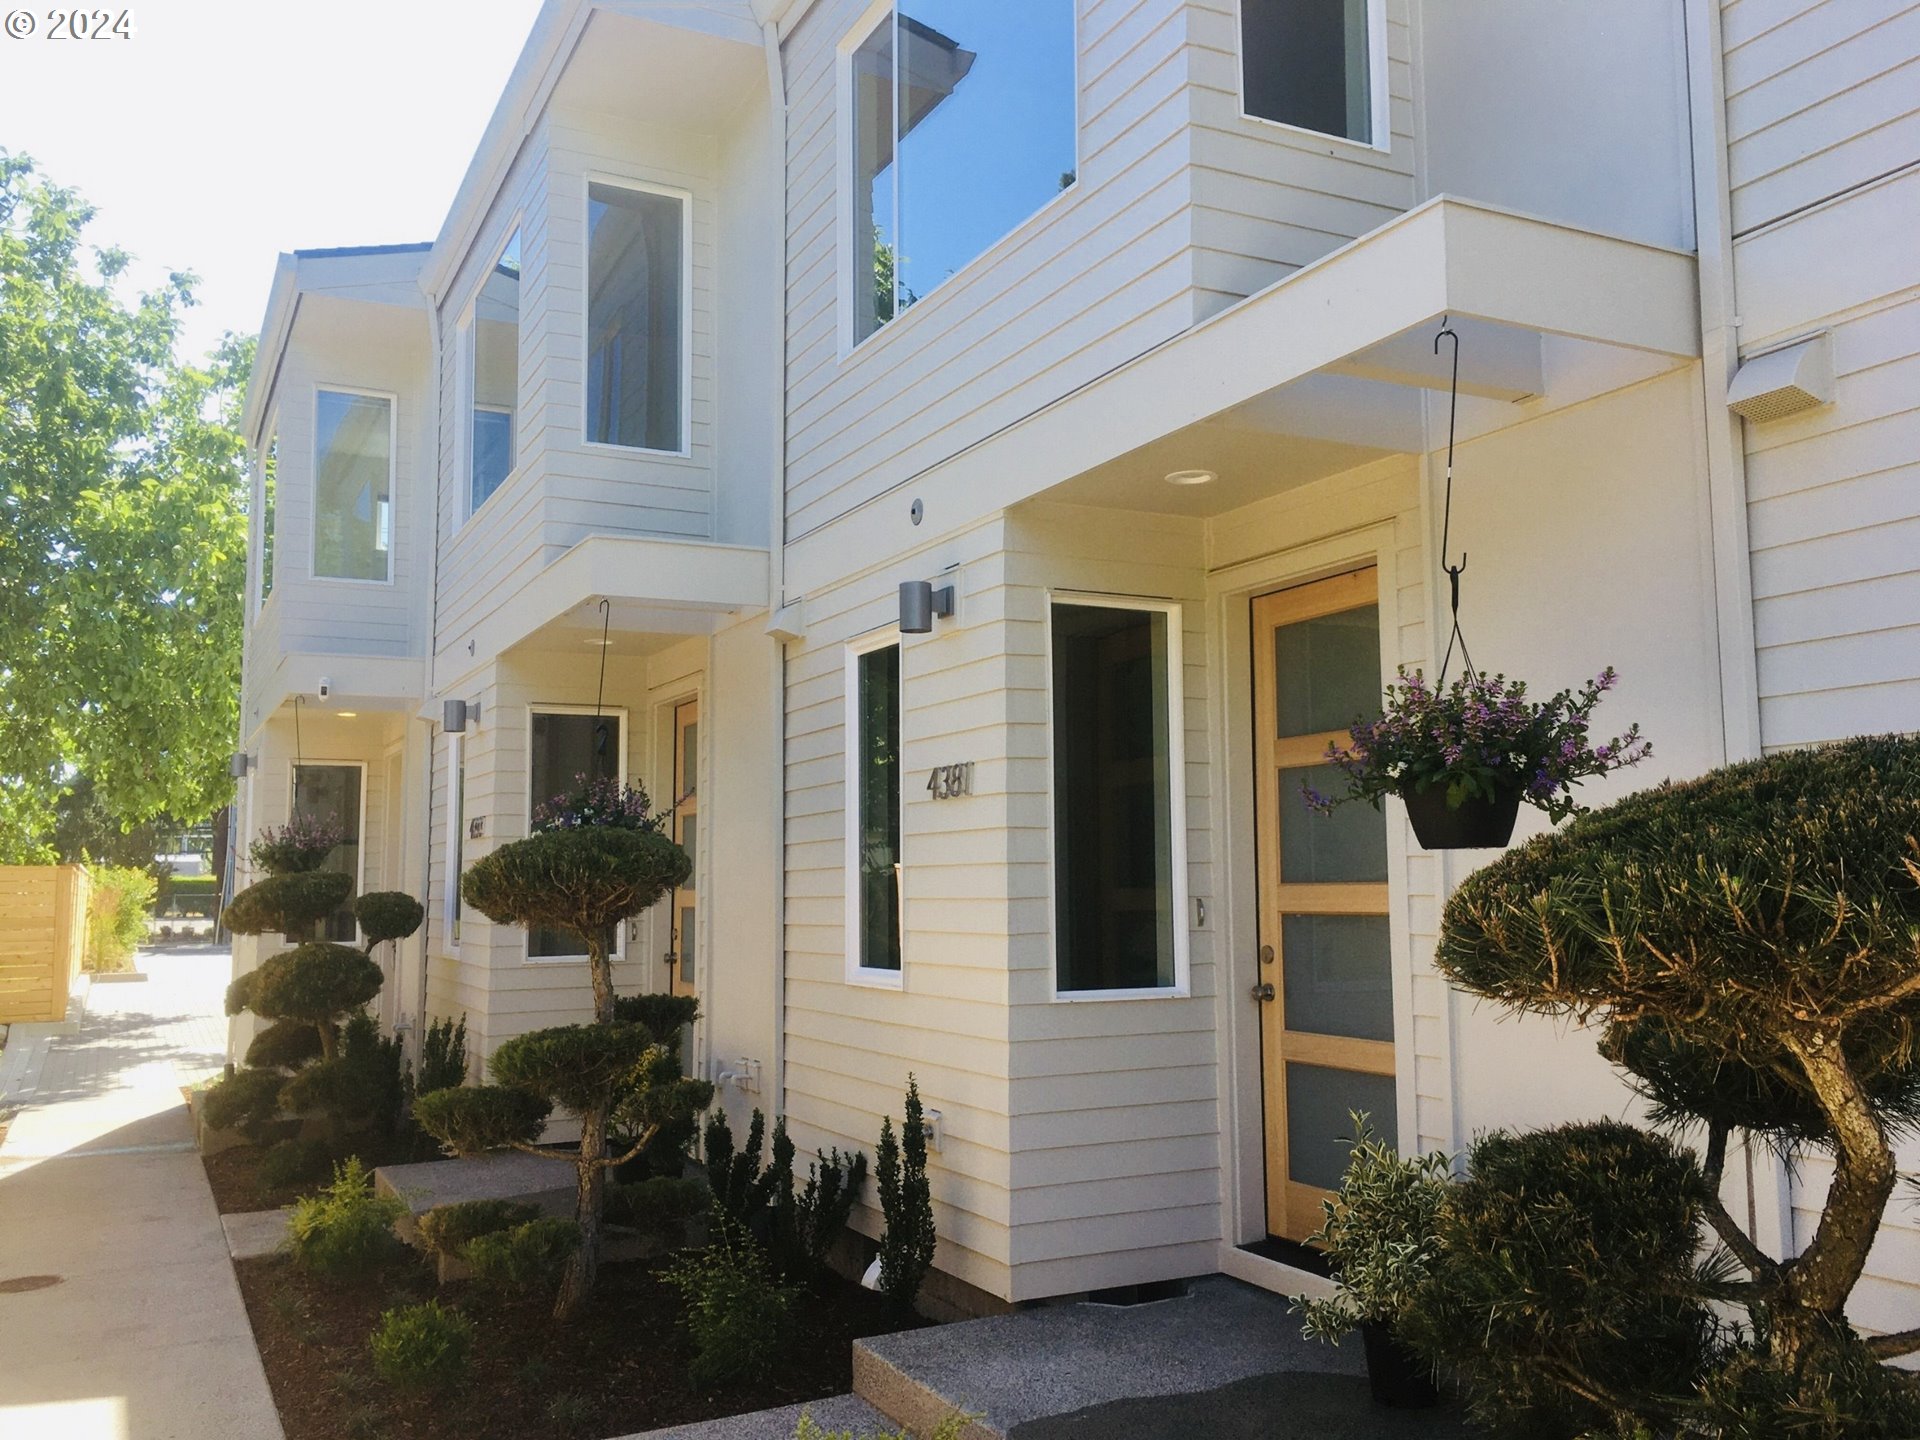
[253,656,428,726]
[420,0,590,306]
[240,255,299,445]
[454,536,770,663]
[783,196,1702,597]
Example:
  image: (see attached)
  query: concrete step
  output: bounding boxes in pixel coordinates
[615,1392,896,1439]
[850,1275,1462,1440]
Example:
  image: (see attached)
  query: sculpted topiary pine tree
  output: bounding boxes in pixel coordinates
[414,777,711,1319]
[1434,735,1920,1426]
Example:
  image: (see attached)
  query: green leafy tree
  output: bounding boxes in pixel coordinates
[0,153,249,860]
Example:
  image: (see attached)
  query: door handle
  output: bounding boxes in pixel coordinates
[1250,982,1275,1002]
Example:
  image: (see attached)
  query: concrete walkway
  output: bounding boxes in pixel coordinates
[0,946,284,1440]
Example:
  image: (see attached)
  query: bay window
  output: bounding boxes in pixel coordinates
[585,182,686,454]
[469,229,520,514]
[847,1,1078,344]
[1241,0,1382,146]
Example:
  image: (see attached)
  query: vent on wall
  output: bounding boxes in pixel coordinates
[1728,333,1834,423]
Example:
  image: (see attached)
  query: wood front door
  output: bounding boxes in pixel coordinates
[1252,569,1398,1240]
[666,699,698,999]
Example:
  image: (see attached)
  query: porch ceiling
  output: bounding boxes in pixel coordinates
[479,535,770,663]
[784,197,1701,584]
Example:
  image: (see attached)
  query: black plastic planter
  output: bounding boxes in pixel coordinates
[1401,783,1523,850]
[1361,1322,1441,1408]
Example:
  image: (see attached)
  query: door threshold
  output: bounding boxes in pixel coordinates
[1218,1241,1339,1303]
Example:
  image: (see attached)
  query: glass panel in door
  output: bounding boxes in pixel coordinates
[291,764,362,942]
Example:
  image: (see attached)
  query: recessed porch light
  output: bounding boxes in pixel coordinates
[585,637,614,647]
[1164,468,1216,486]
[336,711,358,718]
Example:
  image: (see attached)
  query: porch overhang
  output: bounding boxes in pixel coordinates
[785,196,1700,593]
[468,535,770,664]
[245,654,427,742]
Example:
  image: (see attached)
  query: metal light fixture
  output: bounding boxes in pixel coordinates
[899,579,955,634]
[443,699,480,733]
[229,752,251,778]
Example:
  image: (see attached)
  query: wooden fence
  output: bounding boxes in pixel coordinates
[0,865,91,1024]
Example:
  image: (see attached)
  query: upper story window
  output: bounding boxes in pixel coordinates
[1241,0,1383,147]
[469,229,520,515]
[312,389,394,583]
[585,181,686,455]
[258,425,278,604]
[846,2,1078,346]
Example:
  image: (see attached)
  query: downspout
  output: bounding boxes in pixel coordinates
[411,281,448,1063]
[756,6,792,1117]
[1682,0,1788,1261]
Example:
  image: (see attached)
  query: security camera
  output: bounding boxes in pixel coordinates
[317,677,333,701]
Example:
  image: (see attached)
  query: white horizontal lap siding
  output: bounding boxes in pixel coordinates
[1745,287,1920,750]
[782,521,1018,1299]
[999,506,1223,1298]
[1721,0,1920,234]
[1184,0,1415,313]
[780,0,1206,541]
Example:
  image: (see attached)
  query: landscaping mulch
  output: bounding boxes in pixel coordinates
[235,1251,929,1440]
[203,1135,438,1214]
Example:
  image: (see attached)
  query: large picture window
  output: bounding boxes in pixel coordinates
[1240,0,1380,145]
[1051,600,1186,995]
[847,2,1078,344]
[586,182,685,454]
[528,709,623,960]
[846,636,902,980]
[469,229,520,514]
[313,389,393,582]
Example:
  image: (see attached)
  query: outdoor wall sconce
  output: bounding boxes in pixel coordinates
[229,752,251,778]
[899,579,955,634]
[443,699,481,733]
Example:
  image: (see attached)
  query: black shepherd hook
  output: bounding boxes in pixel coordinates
[1433,317,1477,684]
[592,597,612,760]
[292,694,305,768]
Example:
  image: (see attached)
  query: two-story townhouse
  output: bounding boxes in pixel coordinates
[233,0,1919,1333]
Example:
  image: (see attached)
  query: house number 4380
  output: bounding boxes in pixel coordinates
[926,763,974,800]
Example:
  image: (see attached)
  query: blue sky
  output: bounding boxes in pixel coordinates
[0,1,542,363]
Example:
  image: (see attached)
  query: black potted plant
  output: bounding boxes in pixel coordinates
[1305,666,1649,849]
[1294,1116,1452,1408]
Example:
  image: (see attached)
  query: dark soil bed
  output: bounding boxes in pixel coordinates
[203,1134,439,1213]
[235,1250,928,1440]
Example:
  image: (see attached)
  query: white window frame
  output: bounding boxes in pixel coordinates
[459,220,525,522]
[1044,591,1191,1002]
[1234,0,1392,157]
[834,0,1083,357]
[578,173,696,462]
[844,624,906,989]
[288,759,370,945]
[309,383,398,586]
[524,703,631,965]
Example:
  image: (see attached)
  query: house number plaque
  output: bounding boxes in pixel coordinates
[926,763,974,800]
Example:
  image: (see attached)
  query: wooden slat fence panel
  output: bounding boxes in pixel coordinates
[0,865,89,1023]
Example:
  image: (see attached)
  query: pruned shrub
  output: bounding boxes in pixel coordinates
[1436,735,1920,1391]
[249,943,382,1059]
[411,1085,551,1157]
[224,969,258,1018]
[460,826,690,969]
[369,1300,473,1391]
[416,1014,469,1094]
[416,1199,542,1261]
[285,1157,406,1280]
[201,1065,285,1143]
[244,1017,328,1071]
[703,1107,778,1235]
[1698,1329,1920,1439]
[778,1146,867,1277]
[221,870,353,941]
[354,891,424,949]
[257,1137,335,1192]
[612,992,699,1046]
[606,1175,708,1245]
[875,1076,937,1310]
[1399,1121,1725,1438]
[466,1217,582,1293]
[489,1021,659,1116]
[663,1216,798,1389]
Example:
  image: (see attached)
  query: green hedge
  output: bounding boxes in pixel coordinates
[85,865,155,971]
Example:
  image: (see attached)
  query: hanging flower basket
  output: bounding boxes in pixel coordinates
[1305,668,1650,851]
